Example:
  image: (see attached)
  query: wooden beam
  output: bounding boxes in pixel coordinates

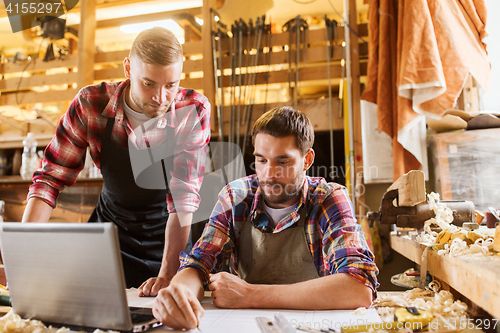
[0,56,78,75]
[77,0,97,89]
[0,72,78,91]
[216,42,368,70]
[348,0,365,218]
[0,113,27,131]
[391,233,500,319]
[212,98,344,138]
[0,0,179,19]
[387,170,426,206]
[183,41,203,56]
[202,0,216,130]
[67,7,201,30]
[219,62,368,88]
[0,89,78,105]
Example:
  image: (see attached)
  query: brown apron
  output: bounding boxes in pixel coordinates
[237,202,319,284]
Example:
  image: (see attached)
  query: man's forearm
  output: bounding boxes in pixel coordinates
[158,212,193,279]
[170,267,205,301]
[22,197,53,223]
[248,273,372,310]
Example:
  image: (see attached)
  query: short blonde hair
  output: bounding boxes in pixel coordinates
[129,27,183,66]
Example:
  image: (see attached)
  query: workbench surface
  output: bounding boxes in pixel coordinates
[391,232,500,319]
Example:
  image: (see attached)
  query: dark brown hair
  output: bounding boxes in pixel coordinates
[129,27,183,65]
[252,106,314,156]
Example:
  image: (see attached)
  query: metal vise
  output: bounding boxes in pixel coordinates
[367,189,475,230]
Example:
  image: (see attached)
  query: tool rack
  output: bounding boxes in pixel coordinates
[0,22,368,139]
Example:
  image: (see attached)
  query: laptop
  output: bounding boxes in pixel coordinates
[0,222,160,332]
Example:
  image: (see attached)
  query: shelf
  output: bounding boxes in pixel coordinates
[390,232,500,319]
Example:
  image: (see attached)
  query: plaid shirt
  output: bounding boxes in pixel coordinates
[180,175,379,294]
[28,80,211,213]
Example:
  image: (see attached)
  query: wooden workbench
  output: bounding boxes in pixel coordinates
[391,232,500,319]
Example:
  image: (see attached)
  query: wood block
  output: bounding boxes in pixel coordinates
[388,170,426,207]
[426,114,467,133]
[493,226,500,252]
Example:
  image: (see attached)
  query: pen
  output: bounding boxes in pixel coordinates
[196,319,202,332]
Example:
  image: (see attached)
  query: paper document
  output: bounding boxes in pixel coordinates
[126,290,382,332]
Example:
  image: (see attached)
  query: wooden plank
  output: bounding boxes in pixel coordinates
[426,247,500,319]
[390,233,425,264]
[0,56,78,75]
[462,74,479,114]
[183,58,204,73]
[0,135,53,149]
[0,89,79,105]
[217,27,368,55]
[77,0,97,89]
[217,43,368,70]
[0,113,26,132]
[94,66,125,81]
[95,50,129,63]
[0,72,78,91]
[388,170,426,206]
[212,98,344,138]
[220,62,368,87]
[67,7,201,30]
[183,41,203,56]
[348,0,365,217]
[263,25,368,50]
[391,233,500,319]
[179,77,203,90]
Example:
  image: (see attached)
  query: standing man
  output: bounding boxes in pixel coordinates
[152,107,379,330]
[21,27,211,293]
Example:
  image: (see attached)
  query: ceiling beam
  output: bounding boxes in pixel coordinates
[68,7,201,29]
[0,0,179,19]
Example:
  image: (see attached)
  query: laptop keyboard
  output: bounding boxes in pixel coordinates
[129,307,156,324]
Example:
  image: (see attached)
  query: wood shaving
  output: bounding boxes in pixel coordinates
[393,269,420,288]
[416,192,496,257]
[373,288,468,333]
[0,310,120,333]
[353,307,367,315]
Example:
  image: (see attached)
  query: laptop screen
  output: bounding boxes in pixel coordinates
[0,222,134,331]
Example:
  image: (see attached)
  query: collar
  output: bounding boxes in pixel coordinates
[249,177,309,225]
[101,79,176,129]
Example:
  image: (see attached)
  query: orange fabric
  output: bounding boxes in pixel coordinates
[362,0,490,181]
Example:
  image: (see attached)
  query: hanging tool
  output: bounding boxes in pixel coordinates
[283,17,294,105]
[228,23,237,164]
[242,16,264,158]
[262,20,272,115]
[217,27,225,138]
[210,8,223,146]
[282,16,308,109]
[325,16,334,181]
[236,19,247,150]
[294,16,300,109]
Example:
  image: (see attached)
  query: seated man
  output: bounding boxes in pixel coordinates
[150,107,379,330]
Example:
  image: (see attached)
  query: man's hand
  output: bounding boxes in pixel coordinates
[208,272,256,308]
[153,283,204,330]
[138,276,171,297]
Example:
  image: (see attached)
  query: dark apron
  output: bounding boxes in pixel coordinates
[237,201,320,284]
[89,117,174,288]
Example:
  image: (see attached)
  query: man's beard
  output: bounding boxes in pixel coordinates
[131,90,171,119]
[259,175,304,206]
